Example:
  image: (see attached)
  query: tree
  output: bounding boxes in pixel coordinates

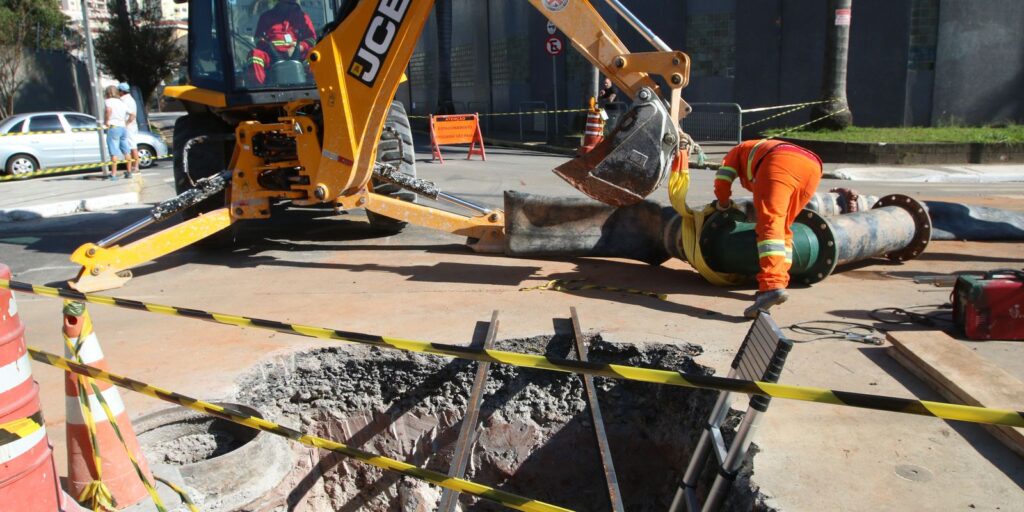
[0,0,68,118]
[94,0,184,107]
[810,0,854,130]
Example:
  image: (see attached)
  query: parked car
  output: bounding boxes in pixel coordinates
[0,111,170,176]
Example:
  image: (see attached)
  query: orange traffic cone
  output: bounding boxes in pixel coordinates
[0,264,84,511]
[579,98,606,156]
[63,301,157,509]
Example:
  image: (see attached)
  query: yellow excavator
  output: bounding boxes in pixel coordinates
[68,0,692,292]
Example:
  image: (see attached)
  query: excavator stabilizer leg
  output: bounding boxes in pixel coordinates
[553,87,679,207]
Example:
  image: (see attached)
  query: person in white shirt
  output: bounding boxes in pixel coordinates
[103,85,134,180]
[118,82,140,175]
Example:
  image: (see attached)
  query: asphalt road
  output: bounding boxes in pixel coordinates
[1,139,1023,287]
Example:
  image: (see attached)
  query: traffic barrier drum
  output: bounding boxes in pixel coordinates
[0,263,64,511]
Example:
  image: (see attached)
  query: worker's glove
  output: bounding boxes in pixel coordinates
[713,199,734,212]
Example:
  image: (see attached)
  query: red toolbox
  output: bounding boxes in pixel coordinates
[953,269,1024,340]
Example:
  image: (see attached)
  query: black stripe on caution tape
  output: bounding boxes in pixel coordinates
[0,155,174,182]
[521,279,668,301]
[0,411,44,446]
[409,108,590,119]
[0,127,105,137]
[5,279,1024,429]
[28,347,571,512]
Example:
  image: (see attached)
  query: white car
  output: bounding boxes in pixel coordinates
[0,111,171,176]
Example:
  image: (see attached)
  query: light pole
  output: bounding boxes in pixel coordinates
[78,0,109,171]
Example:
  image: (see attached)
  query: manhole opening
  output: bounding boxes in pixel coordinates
[138,410,258,466]
[228,335,769,511]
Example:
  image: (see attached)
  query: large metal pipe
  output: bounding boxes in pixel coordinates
[504,191,672,265]
[673,194,930,285]
[504,192,931,285]
[829,195,931,264]
[799,194,1024,241]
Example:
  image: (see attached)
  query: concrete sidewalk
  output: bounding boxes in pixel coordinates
[0,172,142,222]
[826,164,1024,182]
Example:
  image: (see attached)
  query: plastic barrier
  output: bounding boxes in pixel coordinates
[429,113,486,164]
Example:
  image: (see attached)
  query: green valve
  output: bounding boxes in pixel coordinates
[699,209,838,285]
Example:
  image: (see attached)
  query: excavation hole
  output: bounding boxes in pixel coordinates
[229,334,768,511]
[136,403,257,465]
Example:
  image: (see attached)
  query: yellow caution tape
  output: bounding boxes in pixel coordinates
[0,127,105,137]
[739,99,832,114]
[521,279,667,301]
[154,477,199,512]
[409,108,589,119]
[0,411,45,444]
[0,155,173,182]
[29,347,571,512]
[3,279,1023,429]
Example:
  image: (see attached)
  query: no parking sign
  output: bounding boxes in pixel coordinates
[545,36,563,56]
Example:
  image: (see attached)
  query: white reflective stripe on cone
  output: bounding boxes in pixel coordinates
[0,353,33,394]
[64,332,104,365]
[0,425,46,464]
[65,386,126,425]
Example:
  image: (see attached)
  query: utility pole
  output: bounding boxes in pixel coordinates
[79,0,110,169]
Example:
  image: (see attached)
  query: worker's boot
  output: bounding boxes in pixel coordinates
[743,289,789,318]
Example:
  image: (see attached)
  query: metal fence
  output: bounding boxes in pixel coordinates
[517,101,549,142]
[679,103,742,144]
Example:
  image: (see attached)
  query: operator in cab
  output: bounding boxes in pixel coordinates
[713,139,823,318]
[247,0,318,85]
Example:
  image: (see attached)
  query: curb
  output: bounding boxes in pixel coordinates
[780,137,1024,165]
[824,168,1024,183]
[0,191,140,223]
[484,137,577,156]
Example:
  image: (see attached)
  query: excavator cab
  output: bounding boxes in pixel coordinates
[172,0,343,109]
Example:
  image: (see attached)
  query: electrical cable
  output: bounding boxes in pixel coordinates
[785,320,886,345]
[868,304,954,327]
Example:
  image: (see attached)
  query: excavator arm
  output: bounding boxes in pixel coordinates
[69,0,691,292]
[303,0,690,208]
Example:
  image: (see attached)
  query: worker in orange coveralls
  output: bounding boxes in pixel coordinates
[714,139,823,318]
[248,0,317,85]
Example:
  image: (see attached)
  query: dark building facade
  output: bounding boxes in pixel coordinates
[398,0,1024,137]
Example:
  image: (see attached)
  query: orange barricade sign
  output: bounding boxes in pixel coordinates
[429,113,487,164]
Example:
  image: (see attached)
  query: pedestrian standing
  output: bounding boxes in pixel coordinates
[103,85,132,180]
[597,77,618,106]
[118,82,140,176]
[713,139,823,317]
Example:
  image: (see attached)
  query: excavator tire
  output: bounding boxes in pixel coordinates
[367,101,417,234]
[172,112,238,247]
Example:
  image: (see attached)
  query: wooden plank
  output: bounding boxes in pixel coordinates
[887,330,1024,458]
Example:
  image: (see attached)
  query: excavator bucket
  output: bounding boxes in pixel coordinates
[553,88,679,207]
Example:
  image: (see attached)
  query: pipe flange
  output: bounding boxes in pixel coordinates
[696,206,745,266]
[871,194,932,261]
[793,209,839,285]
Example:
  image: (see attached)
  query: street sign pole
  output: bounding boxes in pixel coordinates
[544,33,564,141]
[552,55,558,137]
